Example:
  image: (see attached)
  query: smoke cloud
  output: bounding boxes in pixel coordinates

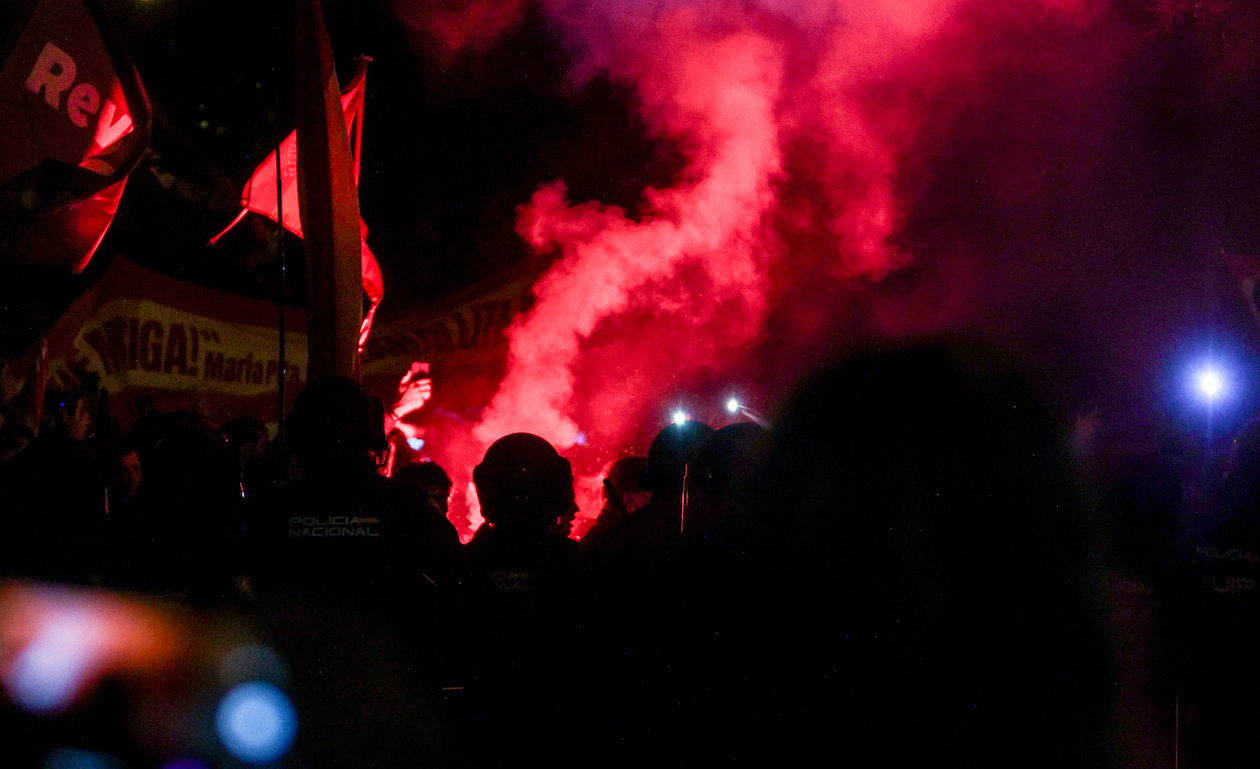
[475,12,783,450]
[389,0,1260,537]
[452,0,1129,529]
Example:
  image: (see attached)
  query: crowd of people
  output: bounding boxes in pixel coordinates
[0,338,1257,767]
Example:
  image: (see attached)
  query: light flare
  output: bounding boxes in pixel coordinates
[0,584,181,714]
[1196,367,1225,399]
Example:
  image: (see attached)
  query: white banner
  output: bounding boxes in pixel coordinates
[67,298,307,396]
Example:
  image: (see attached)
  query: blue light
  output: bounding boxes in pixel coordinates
[406,437,425,451]
[672,410,688,426]
[216,681,298,764]
[1196,367,1224,399]
[726,397,740,414]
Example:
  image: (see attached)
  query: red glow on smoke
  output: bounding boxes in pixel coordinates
[569,467,607,540]
[463,481,484,544]
[400,0,1140,533]
[391,0,528,57]
[475,12,782,457]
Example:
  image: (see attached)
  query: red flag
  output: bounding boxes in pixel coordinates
[211,55,383,367]
[0,0,151,273]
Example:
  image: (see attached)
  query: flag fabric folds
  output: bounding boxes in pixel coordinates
[211,53,383,369]
[0,0,151,273]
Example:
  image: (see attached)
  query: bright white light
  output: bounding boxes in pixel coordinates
[1197,368,1225,399]
[672,410,688,426]
[216,682,297,764]
[405,437,425,451]
[726,397,740,414]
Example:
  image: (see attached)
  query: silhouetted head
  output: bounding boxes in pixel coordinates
[744,339,1105,765]
[142,411,238,513]
[685,422,770,541]
[474,433,576,534]
[395,460,454,517]
[642,421,715,495]
[287,376,387,474]
[607,455,648,493]
[692,422,770,491]
[43,386,95,441]
[601,455,651,520]
[120,449,142,499]
[222,416,268,456]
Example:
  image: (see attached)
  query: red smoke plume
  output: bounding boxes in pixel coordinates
[399,0,1156,538]
[463,0,1119,534]
[476,13,783,450]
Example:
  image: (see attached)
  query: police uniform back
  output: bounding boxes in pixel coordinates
[248,376,467,769]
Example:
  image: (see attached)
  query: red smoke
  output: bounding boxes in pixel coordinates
[476,15,783,448]
[400,0,1146,538]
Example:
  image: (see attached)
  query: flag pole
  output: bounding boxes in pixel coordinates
[295,0,363,380]
[274,9,287,447]
[276,107,287,443]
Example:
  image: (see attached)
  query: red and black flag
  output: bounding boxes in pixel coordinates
[211,54,383,371]
[0,0,151,272]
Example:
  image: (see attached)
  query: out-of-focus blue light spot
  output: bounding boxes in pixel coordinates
[406,437,425,450]
[43,748,124,769]
[573,432,587,445]
[8,613,95,713]
[672,410,688,426]
[216,681,298,764]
